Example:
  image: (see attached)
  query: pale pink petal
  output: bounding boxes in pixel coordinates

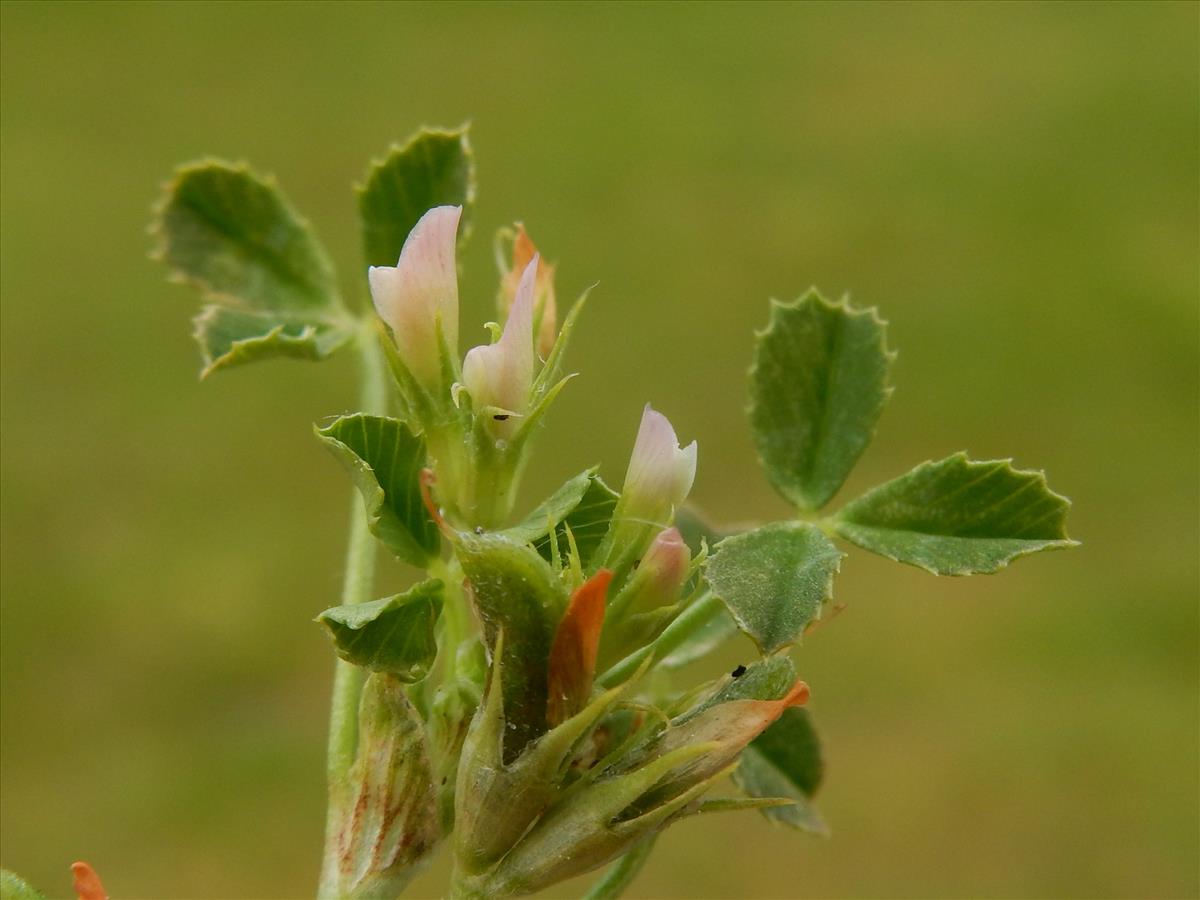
[368,205,461,384]
[621,406,697,525]
[463,256,538,424]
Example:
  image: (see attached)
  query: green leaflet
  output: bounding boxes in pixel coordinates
[317,580,443,680]
[156,161,340,310]
[831,453,1076,575]
[359,126,476,268]
[705,522,842,654]
[733,707,827,835]
[456,532,568,759]
[0,870,45,900]
[192,305,352,378]
[316,414,440,567]
[154,161,352,376]
[511,470,619,569]
[505,468,595,545]
[749,290,893,511]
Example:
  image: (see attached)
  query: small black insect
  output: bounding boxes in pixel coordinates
[731,664,747,678]
[493,413,510,421]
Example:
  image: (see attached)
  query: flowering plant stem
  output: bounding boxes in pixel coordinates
[319,324,389,899]
[98,125,1075,900]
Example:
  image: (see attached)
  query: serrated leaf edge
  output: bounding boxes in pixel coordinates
[707,522,845,655]
[192,305,354,379]
[828,451,1079,576]
[149,158,344,311]
[747,287,896,512]
[314,414,435,566]
[355,124,478,248]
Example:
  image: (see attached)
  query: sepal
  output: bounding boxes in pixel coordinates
[456,531,567,755]
[329,674,440,899]
[453,635,641,875]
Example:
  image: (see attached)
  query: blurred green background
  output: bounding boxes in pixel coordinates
[2,2,1196,898]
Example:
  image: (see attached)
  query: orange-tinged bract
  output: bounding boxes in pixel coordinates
[546,569,612,726]
[500,224,557,358]
[71,862,108,900]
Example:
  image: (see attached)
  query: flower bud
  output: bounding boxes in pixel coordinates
[462,256,537,434]
[622,405,697,530]
[368,205,461,388]
[499,224,557,358]
[480,662,807,896]
[595,406,697,579]
[599,527,691,668]
[330,673,439,899]
[629,527,691,609]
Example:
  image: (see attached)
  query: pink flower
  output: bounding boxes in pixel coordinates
[620,405,697,528]
[368,205,461,387]
[462,256,537,430]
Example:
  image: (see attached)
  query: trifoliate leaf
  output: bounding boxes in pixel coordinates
[316,414,439,566]
[359,126,476,268]
[749,290,893,511]
[155,161,341,312]
[317,580,443,680]
[192,305,352,378]
[734,707,827,835]
[705,522,842,654]
[830,453,1077,575]
[0,869,45,900]
[153,161,351,376]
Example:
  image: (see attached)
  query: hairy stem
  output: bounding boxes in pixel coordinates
[318,325,388,898]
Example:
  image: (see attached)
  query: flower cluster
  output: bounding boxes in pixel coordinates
[345,206,809,898]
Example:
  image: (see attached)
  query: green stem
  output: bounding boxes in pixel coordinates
[318,325,388,899]
[581,836,658,900]
[597,591,721,688]
[429,556,468,682]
